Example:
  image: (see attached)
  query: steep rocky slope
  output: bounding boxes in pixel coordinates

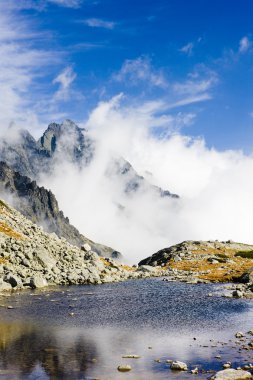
[0,162,119,259]
[0,200,165,291]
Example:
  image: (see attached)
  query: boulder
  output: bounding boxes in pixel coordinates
[238,268,253,284]
[81,243,91,252]
[233,290,244,298]
[0,279,12,291]
[137,265,156,273]
[84,251,99,261]
[211,368,252,379]
[35,248,56,270]
[4,274,23,288]
[30,275,48,289]
[170,361,188,371]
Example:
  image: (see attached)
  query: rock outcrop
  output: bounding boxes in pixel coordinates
[139,240,253,292]
[0,162,119,259]
[0,200,166,291]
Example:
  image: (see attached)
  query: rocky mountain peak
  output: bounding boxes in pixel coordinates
[37,119,93,164]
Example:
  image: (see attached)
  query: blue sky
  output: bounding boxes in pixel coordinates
[1,0,253,151]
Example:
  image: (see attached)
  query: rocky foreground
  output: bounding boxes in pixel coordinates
[1,198,253,297]
[0,199,169,292]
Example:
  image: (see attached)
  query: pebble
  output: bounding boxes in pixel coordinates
[117,365,132,372]
[122,355,141,359]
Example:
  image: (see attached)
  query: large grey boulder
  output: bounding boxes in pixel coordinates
[238,268,253,284]
[211,369,252,379]
[35,249,57,270]
[0,279,12,291]
[30,275,48,289]
[4,274,23,288]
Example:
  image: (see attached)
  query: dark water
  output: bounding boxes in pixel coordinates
[0,279,252,379]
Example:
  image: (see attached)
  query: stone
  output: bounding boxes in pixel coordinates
[117,365,132,372]
[235,332,244,338]
[233,290,243,298]
[170,361,188,371]
[35,249,56,270]
[4,274,23,288]
[211,368,252,379]
[137,265,156,273]
[239,268,253,284]
[30,276,48,289]
[81,243,91,252]
[122,355,141,359]
[0,279,12,291]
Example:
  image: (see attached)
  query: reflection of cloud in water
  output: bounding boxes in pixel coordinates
[0,281,252,379]
[0,323,253,379]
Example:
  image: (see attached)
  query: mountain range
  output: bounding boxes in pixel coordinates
[0,120,178,258]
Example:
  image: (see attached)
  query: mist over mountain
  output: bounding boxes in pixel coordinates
[0,119,178,262]
[0,161,119,259]
[0,119,177,199]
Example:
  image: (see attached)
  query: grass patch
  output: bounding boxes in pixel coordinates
[0,221,24,240]
[216,253,228,259]
[235,251,253,259]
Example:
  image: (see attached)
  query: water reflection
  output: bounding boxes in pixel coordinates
[0,280,252,379]
[0,323,98,379]
[0,321,253,380]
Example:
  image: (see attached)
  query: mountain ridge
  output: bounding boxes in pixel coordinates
[0,161,119,258]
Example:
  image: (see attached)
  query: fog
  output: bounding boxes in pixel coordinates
[38,96,253,263]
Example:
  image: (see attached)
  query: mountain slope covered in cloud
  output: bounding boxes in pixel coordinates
[0,119,178,262]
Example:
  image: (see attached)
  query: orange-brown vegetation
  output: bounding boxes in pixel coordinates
[167,245,253,282]
[0,221,24,240]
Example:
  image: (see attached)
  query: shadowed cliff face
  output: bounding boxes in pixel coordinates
[0,162,117,258]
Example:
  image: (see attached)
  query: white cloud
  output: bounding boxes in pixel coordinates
[179,42,194,56]
[83,18,116,29]
[40,95,253,264]
[47,0,82,7]
[239,36,251,53]
[113,56,168,88]
[53,66,77,101]
[0,4,61,132]
[167,94,212,109]
[173,69,218,97]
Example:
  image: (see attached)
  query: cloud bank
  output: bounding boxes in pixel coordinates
[39,95,253,264]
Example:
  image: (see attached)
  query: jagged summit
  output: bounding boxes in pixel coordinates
[0,119,178,199]
[38,119,87,156]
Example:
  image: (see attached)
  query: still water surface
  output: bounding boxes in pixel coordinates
[0,279,252,379]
